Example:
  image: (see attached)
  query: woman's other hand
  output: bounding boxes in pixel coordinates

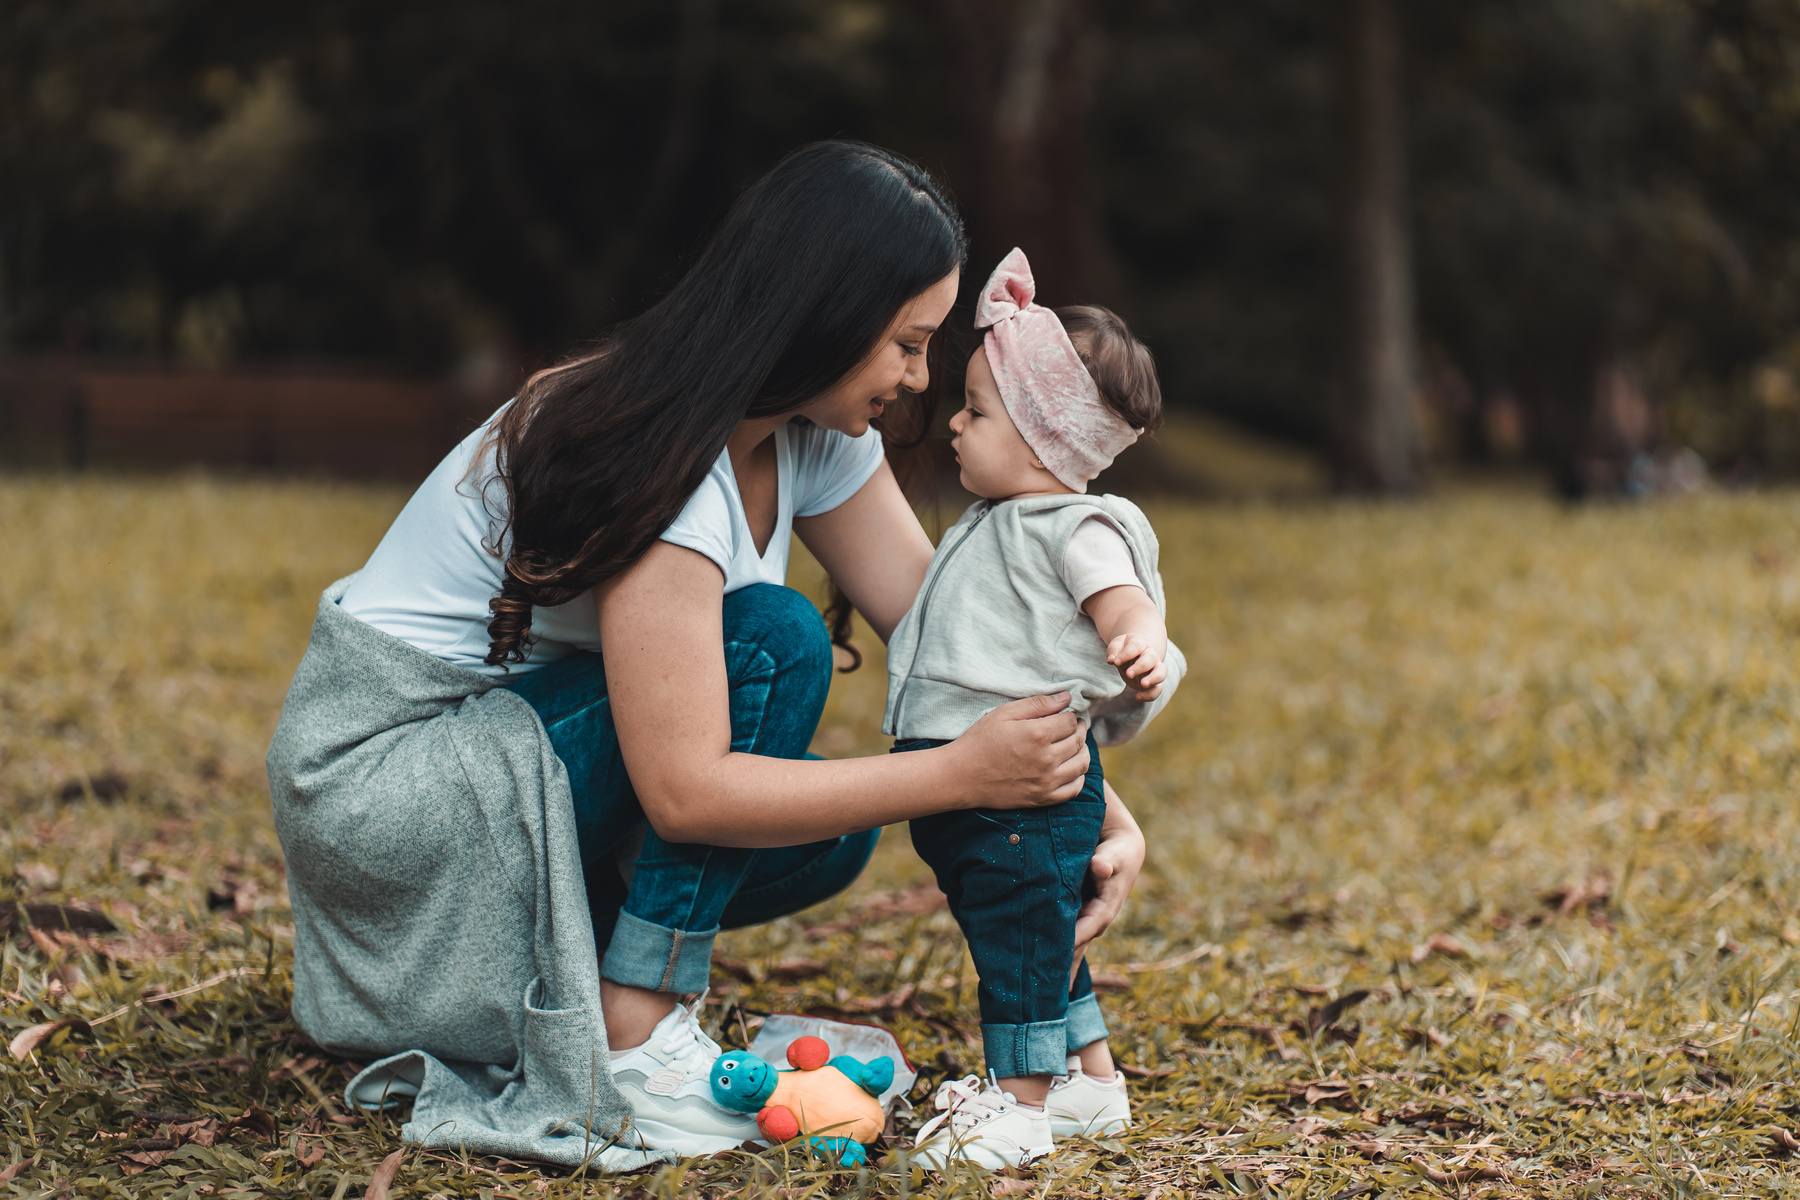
[947,693,1091,809]
[1070,781,1145,984]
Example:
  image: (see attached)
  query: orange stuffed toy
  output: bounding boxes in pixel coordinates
[710,1036,895,1164]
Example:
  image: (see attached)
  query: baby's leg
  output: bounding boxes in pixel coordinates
[1066,958,1116,1079]
[1048,927,1133,1135]
[909,804,1065,1103]
[908,759,1108,1105]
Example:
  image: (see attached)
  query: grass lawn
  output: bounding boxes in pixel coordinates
[5,474,1800,1197]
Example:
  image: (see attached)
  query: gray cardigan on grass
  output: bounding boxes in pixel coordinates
[266,576,670,1171]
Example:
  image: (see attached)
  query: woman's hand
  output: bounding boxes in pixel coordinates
[599,545,1091,847]
[946,694,1091,810]
[1070,781,1145,984]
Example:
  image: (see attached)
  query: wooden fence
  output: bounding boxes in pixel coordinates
[0,357,507,482]
[0,356,1231,496]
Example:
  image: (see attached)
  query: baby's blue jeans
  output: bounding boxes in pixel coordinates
[893,732,1111,1077]
[506,583,876,994]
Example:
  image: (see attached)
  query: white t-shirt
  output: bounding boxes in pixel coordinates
[340,414,886,677]
[1061,518,1144,607]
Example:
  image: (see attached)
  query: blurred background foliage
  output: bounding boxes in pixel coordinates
[7,0,1800,485]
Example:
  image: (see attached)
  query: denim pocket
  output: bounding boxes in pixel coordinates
[1047,797,1107,901]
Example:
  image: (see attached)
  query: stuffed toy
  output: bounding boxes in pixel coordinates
[710,1036,896,1165]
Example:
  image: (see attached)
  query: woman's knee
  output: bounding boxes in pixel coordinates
[721,584,833,686]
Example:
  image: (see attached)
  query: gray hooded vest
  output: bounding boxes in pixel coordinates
[882,493,1185,747]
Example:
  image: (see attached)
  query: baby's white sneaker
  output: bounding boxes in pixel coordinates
[1046,1055,1131,1138]
[910,1075,1054,1169]
[608,997,760,1156]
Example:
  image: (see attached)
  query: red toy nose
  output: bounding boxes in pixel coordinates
[786,1035,830,1071]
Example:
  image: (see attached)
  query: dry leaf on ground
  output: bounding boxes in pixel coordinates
[2,902,117,934]
[1409,933,1469,963]
[1406,1156,1505,1184]
[364,1147,404,1199]
[9,1017,92,1060]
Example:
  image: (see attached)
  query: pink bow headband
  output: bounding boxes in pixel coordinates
[976,248,1139,493]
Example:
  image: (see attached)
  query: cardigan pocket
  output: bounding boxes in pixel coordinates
[518,980,626,1143]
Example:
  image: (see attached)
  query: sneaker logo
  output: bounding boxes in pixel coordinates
[643,1068,685,1096]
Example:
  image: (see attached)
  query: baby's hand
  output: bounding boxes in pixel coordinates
[1106,634,1166,702]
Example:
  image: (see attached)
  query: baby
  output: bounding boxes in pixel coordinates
[888,249,1185,1169]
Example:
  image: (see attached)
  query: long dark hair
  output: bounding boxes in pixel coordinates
[483,141,966,668]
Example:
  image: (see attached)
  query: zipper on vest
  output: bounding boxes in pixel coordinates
[892,503,992,732]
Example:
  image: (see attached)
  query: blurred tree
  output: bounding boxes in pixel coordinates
[914,0,1105,305]
[8,0,1800,481]
[1091,1,1338,443]
[1336,0,1424,492]
[1408,0,1725,491]
[1094,0,1800,483]
[0,0,955,368]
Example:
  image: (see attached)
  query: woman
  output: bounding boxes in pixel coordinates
[267,142,1145,1168]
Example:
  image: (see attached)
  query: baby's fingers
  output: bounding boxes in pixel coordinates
[1105,634,1144,665]
[1125,649,1164,680]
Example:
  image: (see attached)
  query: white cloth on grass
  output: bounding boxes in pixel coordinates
[340,412,885,677]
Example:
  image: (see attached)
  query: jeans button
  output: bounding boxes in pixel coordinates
[1008,834,1021,845]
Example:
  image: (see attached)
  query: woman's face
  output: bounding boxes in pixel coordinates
[794,269,961,437]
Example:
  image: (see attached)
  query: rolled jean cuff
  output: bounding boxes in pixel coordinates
[982,1021,1070,1078]
[1065,992,1109,1052]
[600,910,717,994]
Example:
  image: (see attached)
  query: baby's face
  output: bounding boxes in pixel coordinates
[950,347,1072,499]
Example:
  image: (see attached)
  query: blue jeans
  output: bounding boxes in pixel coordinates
[506,584,878,993]
[894,733,1110,1077]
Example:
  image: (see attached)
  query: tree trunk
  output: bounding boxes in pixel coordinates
[1336,0,1423,492]
[918,0,1104,305]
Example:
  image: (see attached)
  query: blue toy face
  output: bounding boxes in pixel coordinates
[710,1050,777,1111]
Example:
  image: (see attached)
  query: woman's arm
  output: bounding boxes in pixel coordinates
[597,540,1090,847]
[792,459,934,644]
[1070,781,1146,981]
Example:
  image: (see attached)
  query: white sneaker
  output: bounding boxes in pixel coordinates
[1046,1056,1131,1138]
[608,998,761,1156]
[910,1075,1054,1170]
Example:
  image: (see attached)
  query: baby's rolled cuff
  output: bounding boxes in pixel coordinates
[980,1000,1111,1075]
[1065,992,1111,1052]
[982,1021,1073,1078]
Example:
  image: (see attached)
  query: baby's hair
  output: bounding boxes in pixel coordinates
[1053,305,1163,434]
